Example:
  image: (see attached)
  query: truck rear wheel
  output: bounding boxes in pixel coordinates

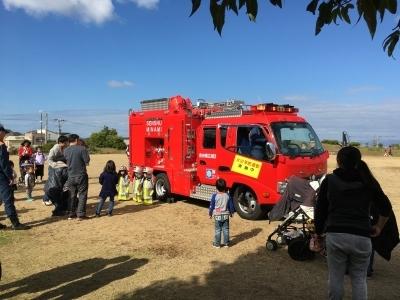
[155,173,170,200]
[233,185,266,220]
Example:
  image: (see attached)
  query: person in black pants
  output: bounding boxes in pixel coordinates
[0,124,29,230]
[64,134,90,221]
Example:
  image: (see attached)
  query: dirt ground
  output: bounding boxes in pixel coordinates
[0,154,399,299]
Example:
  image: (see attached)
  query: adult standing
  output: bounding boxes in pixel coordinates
[18,139,33,180]
[64,134,90,220]
[43,135,69,213]
[0,124,29,230]
[314,146,391,300]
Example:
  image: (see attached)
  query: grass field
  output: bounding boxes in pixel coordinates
[0,154,399,299]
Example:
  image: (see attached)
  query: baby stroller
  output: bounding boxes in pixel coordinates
[266,175,323,261]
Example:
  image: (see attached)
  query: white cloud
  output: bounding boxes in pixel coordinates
[346,85,382,95]
[3,0,115,24]
[299,100,400,143]
[2,0,160,24]
[107,80,134,88]
[119,0,159,9]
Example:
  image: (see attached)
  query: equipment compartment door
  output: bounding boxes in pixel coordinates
[197,126,219,185]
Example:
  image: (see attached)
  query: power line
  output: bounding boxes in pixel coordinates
[53,118,66,136]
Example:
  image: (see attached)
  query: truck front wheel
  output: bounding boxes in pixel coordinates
[155,173,171,200]
[233,185,266,220]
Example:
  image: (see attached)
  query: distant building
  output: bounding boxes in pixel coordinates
[24,129,59,146]
[5,129,60,151]
[4,135,25,150]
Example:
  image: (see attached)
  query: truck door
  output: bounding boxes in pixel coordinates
[197,126,218,185]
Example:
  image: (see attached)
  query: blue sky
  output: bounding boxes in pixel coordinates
[0,0,399,144]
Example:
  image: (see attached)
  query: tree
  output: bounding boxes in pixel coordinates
[87,126,126,150]
[349,141,361,147]
[321,139,340,145]
[190,0,399,57]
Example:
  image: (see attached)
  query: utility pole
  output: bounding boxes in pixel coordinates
[53,118,65,137]
[39,111,43,146]
[45,112,48,144]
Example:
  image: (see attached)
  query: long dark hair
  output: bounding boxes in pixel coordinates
[357,160,380,189]
[104,160,116,174]
[337,146,380,189]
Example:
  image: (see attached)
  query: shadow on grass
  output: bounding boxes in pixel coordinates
[23,200,161,227]
[117,246,326,300]
[0,208,35,218]
[229,228,263,246]
[183,198,210,209]
[0,256,148,299]
[116,246,400,300]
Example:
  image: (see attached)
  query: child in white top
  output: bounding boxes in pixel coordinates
[24,165,36,201]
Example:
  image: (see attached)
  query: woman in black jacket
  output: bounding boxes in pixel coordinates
[314,146,391,300]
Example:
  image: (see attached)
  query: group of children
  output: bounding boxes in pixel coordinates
[10,146,47,201]
[95,161,155,216]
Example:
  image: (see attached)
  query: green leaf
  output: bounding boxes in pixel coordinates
[378,0,386,22]
[386,0,397,14]
[210,0,226,35]
[307,0,319,15]
[226,0,239,14]
[387,34,399,57]
[246,0,258,21]
[319,2,333,25]
[315,16,324,35]
[332,7,339,24]
[341,6,352,24]
[270,0,283,8]
[383,32,394,49]
[383,31,399,57]
[189,0,202,17]
[360,0,378,38]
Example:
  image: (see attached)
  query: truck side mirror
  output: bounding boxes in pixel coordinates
[265,142,277,161]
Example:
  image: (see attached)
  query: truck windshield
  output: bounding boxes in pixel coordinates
[271,122,324,157]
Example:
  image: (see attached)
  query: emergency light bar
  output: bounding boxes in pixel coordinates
[252,103,299,113]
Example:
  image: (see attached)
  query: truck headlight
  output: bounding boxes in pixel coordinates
[277,181,288,194]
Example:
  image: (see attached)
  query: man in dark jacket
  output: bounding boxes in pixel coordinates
[0,124,29,230]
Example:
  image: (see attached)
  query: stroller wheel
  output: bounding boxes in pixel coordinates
[276,235,285,245]
[266,240,278,251]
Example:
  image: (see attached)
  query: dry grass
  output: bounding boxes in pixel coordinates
[0,154,399,299]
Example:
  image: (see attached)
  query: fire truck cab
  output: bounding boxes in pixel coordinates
[129,96,328,220]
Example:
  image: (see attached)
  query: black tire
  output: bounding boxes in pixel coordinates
[266,240,278,251]
[233,185,265,220]
[154,173,171,201]
[287,237,315,261]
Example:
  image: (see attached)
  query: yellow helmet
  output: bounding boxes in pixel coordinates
[133,166,143,174]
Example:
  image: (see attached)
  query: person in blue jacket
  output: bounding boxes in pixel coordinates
[209,178,235,248]
[95,160,119,217]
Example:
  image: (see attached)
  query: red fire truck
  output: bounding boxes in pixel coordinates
[128,96,328,220]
